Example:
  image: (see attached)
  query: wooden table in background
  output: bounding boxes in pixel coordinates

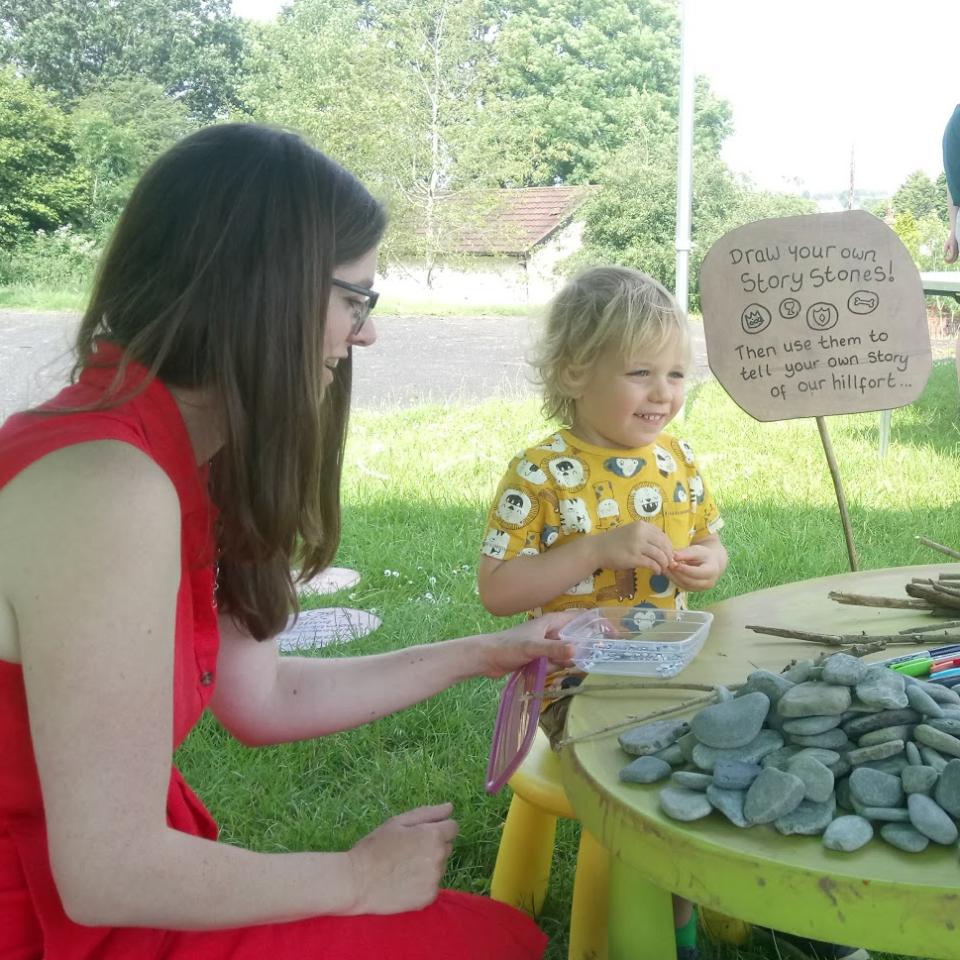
[561,565,960,960]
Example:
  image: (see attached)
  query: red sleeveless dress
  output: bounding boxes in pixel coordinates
[0,343,547,960]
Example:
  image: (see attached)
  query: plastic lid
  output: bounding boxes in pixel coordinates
[485,656,548,794]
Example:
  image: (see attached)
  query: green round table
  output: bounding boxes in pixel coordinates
[560,565,960,960]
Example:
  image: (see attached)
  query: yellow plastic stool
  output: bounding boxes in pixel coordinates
[490,728,610,960]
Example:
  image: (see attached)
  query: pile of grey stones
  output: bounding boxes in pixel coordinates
[617,652,960,854]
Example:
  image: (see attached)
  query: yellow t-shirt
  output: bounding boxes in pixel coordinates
[480,428,723,614]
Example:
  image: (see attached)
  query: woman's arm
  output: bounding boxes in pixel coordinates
[3,442,455,928]
[210,608,574,746]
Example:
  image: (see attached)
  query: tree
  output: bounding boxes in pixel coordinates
[71,79,195,234]
[459,0,731,186]
[891,170,944,223]
[1,0,246,120]
[0,68,88,246]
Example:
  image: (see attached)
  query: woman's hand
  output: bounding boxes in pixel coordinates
[668,536,727,592]
[472,612,576,679]
[593,521,674,574]
[346,803,459,914]
[945,233,959,264]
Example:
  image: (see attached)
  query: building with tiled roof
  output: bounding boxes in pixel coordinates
[386,185,598,307]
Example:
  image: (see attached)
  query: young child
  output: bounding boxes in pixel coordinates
[478,266,723,960]
[478,266,868,960]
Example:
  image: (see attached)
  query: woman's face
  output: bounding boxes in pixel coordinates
[323,246,380,388]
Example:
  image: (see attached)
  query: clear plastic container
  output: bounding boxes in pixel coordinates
[558,607,713,678]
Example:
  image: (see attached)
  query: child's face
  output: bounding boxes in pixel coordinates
[570,338,686,449]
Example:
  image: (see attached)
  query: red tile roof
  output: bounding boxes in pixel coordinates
[433,186,598,256]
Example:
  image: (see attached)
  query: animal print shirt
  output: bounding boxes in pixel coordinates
[480,428,723,615]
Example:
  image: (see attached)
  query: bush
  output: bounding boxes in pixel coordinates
[0,225,100,290]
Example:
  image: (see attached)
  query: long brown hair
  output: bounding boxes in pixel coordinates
[74,123,387,639]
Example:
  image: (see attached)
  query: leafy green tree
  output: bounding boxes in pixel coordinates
[1,0,246,120]
[0,67,88,246]
[461,0,731,186]
[71,79,194,234]
[891,170,944,223]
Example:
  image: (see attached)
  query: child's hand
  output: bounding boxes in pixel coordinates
[474,612,577,678]
[945,233,959,264]
[668,540,726,591]
[595,521,674,574]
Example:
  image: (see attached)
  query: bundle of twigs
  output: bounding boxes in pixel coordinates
[829,536,960,614]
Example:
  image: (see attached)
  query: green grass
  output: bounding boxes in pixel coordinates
[175,362,960,960]
[0,283,87,311]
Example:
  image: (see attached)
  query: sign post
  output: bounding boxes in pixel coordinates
[699,210,932,570]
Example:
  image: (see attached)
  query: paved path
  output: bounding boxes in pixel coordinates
[0,309,711,419]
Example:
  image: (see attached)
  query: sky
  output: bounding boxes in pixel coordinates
[231,0,958,197]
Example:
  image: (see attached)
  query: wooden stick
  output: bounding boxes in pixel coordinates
[906,583,960,609]
[816,416,858,572]
[526,681,736,701]
[828,591,933,610]
[916,536,960,560]
[939,574,960,581]
[744,624,960,646]
[899,620,960,634]
[558,693,715,747]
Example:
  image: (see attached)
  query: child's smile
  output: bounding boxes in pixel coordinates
[570,340,687,450]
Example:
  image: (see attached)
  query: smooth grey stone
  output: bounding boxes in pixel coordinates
[788,729,850,750]
[692,692,770,749]
[677,731,698,763]
[853,803,911,822]
[820,653,868,686]
[744,669,795,704]
[714,685,735,702]
[928,717,960,737]
[902,765,939,796]
[761,746,801,770]
[831,756,852,779]
[775,796,835,836]
[781,715,843,735]
[858,724,915,747]
[939,704,960,717]
[843,708,920,737]
[619,719,691,756]
[823,815,873,851]
[920,746,949,771]
[794,747,841,767]
[713,759,762,791]
[765,710,786,732]
[849,767,904,808]
[905,741,923,766]
[933,758,960,817]
[620,756,672,783]
[855,665,908,710]
[913,680,960,705]
[914,724,960,758]
[905,683,944,719]
[744,768,805,824]
[907,793,960,844]
[836,777,853,811]
[651,743,686,767]
[692,729,784,773]
[787,754,835,803]
[778,681,852,718]
[860,755,909,776]
[880,822,930,852]
[671,771,713,792]
[659,786,713,821]
[848,740,905,765]
[781,660,816,683]
[706,785,749,827]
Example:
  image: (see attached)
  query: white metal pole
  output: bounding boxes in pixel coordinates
[675,0,695,313]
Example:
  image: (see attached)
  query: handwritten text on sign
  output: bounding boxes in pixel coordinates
[699,211,931,421]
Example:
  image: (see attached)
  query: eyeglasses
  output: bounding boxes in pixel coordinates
[332,278,379,336]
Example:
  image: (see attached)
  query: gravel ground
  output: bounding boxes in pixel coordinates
[0,309,712,419]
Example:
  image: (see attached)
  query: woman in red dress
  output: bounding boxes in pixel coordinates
[0,123,571,959]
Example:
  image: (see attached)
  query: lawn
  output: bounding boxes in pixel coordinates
[176,363,960,960]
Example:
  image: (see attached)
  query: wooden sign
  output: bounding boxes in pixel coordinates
[699,211,931,421]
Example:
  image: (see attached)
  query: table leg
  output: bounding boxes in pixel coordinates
[607,855,675,960]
